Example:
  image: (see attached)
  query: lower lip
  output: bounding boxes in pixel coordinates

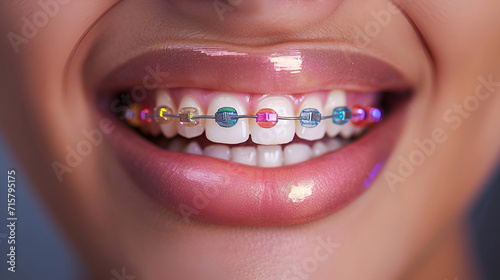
[105,106,404,226]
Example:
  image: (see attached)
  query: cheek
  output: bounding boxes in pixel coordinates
[2,1,118,57]
[0,0,121,210]
[401,0,500,71]
[0,0,119,107]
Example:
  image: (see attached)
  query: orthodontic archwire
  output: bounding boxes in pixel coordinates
[123,104,383,128]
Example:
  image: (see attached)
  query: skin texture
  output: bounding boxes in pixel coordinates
[1,0,499,279]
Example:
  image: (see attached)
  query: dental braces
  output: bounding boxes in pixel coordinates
[124,104,382,128]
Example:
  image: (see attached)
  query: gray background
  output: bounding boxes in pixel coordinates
[0,134,84,280]
[0,132,498,280]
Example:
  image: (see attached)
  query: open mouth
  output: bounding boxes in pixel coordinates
[90,46,412,226]
[122,88,384,166]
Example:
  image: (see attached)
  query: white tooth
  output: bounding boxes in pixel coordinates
[283,143,313,165]
[167,138,186,153]
[257,145,283,167]
[296,94,326,141]
[204,145,231,160]
[312,141,328,157]
[206,94,249,144]
[184,141,203,155]
[324,90,347,138]
[177,95,205,138]
[156,89,178,138]
[340,122,355,139]
[326,138,344,152]
[251,96,295,145]
[231,147,257,166]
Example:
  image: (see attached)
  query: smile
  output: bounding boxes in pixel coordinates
[122,88,383,166]
[89,45,412,226]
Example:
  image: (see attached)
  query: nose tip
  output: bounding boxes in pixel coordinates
[170,0,344,34]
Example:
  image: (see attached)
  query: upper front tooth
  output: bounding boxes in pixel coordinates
[177,95,205,139]
[251,96,295,145]
[156,89,178,138]
[324,90,346,137]
[296,94,326,141]
[206,94,249,144]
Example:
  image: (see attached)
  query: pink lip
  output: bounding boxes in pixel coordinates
[88,45,410,95]
[89,46,410,226]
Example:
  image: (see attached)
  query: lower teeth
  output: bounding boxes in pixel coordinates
[151,135,352,167]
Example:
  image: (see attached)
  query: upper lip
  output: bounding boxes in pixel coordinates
[86,44,412,97]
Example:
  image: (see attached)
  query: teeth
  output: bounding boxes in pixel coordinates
[204,145,231,160]
[324,90,346,138]
[257,145,283,167]
[296,94,326,141]
[251,96,295,145]
[340,122,355,139]
[206,94,249,144]
[177,95,205,138]
[165,138,349,165]
[184,141,203,155]
[151,89,366,165]
[231,147,257,166]
[312,141,328,157]
[156,89,178,138]
[326,138,344,152]
[283,143,313,165]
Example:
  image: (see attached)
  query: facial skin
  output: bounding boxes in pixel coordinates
[1,0,499,279]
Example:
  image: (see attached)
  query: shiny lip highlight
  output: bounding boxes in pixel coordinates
[90,45,411,226]
[87,45,411,96]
